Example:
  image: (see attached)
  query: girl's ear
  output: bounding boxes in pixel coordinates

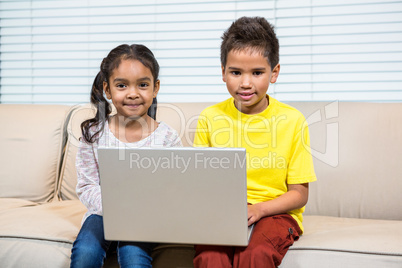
[103,81,112,99]
[153,79,160,98]
[221,65,227,82]
[270,64,280,84]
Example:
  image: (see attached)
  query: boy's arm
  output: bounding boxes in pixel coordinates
[247,113,317,225]
[247,183,309,226]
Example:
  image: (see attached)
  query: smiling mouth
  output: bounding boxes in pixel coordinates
[238,92,255,100]
[124,103,142,108]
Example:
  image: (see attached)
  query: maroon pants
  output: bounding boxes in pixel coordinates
[193,214,301,268]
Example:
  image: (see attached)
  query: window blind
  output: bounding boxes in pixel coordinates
[0,0,401,104]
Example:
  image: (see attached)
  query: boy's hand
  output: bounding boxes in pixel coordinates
[247,183,309,226]
[247,203,263,226]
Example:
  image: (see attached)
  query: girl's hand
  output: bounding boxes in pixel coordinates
[247,203,263,226]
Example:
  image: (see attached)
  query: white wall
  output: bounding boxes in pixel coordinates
[1,0,401,104]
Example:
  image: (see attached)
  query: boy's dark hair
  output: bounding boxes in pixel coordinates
[220,16,279,70]
[81,44,159,143]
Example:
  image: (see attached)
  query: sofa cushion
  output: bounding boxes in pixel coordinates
[0,200,85,242]
[0,200,86,267]
[0,237,74,268]
[0,104,71,203]
[280,215,402,267]
[103,244,195,268]
[152,244,195,268]
[0,198,38,212]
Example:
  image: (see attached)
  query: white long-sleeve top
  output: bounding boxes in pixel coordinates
[75,120,182,224]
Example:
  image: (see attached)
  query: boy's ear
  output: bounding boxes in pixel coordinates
[153,79,160,98]
[221,65,227,82]
[103,81,112,99]
[270,64,280,84]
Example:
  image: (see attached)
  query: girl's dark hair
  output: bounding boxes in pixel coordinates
[220,16,279,70]
[81,44,159,143]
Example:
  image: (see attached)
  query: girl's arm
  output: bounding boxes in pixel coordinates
[164,125,183,147]
[247,183,309,226]
[75,140,103,216]
[171,132,183,147]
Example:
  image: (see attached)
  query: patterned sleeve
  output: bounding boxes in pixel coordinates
[166,125,183,148]
[75,139,103,216]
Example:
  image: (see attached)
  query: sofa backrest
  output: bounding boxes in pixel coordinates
[58,104,96,200]
[289,102,402,221]
[0,104,71,203]
[59,101,402,221]
[156,103,212,146]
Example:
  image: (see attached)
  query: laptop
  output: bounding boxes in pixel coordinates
[98,146,254,246]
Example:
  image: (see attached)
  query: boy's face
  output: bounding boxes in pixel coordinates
[222,49,280,114]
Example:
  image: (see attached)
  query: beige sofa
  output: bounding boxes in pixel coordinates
[0,102,401,267]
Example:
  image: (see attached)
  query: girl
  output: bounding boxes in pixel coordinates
[70,44,182,268]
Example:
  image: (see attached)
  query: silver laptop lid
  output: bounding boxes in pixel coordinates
[98,147,249,246]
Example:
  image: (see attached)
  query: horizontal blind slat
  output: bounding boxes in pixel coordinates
[1,1,402,103]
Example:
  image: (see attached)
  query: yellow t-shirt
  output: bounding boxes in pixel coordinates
[193,96,317,232]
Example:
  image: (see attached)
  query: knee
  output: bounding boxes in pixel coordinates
[70,242,105,268]
[117,242,156,267]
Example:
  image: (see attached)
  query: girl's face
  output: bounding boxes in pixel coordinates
[104,59,159,120]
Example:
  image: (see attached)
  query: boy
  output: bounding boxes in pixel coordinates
[193,17,317,268]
